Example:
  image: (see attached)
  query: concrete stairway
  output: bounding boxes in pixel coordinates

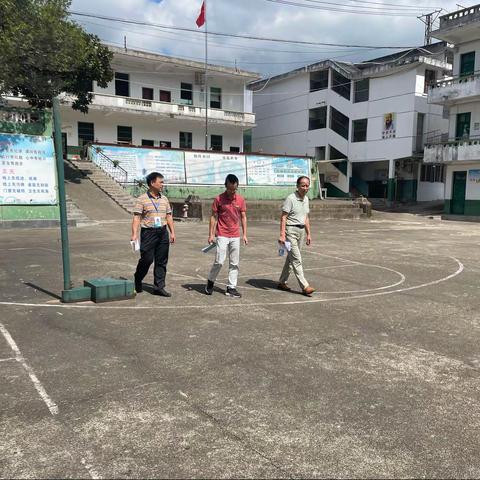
[309,199,363,220]
[66,195,92,226]
[68,159,136,214]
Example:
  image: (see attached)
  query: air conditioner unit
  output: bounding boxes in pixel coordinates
[194,72,205,86]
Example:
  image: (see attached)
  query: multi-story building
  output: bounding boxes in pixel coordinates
[59,46,260,154]
[425,5,480,217]
[250,44,451,202]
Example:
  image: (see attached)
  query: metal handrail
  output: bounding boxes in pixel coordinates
[88,145,129,186]
[125,179,148,198]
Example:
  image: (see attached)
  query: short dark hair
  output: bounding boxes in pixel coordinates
[146,172,164,187]
[225,174,239,186]
[297,176,310,186]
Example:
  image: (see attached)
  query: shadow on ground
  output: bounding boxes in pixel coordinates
[23,282,62,300]
[182,283,223,295]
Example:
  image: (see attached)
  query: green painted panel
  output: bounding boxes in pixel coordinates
[452,171,467,214]
[464,200,480,216]
[332,160,348,176]
[350,176,369,197]
[325,182,350,198]
[128,185,317,201]
[84,278,135,303]
[396,179,417,202]
[443,200,480,216]
[445,200,451,214]
[62,287,92,303]
[387,178,395,201]
[0,205,59,221]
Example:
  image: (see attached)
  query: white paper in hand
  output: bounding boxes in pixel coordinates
[130,239,140,252]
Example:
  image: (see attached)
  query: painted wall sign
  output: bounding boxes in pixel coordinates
[90,145,186,183]
[468,169,480,200]
[246,155,310,186]
[185,151,247,185]
[0,134,57,205]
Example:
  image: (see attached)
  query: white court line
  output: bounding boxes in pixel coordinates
[6,246,200,281]
[235,263,356,279]
[0,257,464,310]
[303,250,407,294]
[0,324,101,478]
[0,323,59,415]
[198,264,359,292]
[0,357,16,362]
[207,251,406,294]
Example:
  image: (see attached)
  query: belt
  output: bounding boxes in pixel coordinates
[286,224,305,229]
[141,225,167,230]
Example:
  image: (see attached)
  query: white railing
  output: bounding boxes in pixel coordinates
[424,136,480,163]
[87,93,256,125]
[439,5,480,29]
[428,73,480,104]
[430,73,480,90]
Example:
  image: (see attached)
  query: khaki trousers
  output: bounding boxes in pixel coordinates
[279,226,309,289]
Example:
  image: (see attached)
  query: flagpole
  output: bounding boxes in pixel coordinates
[204,0,208,150]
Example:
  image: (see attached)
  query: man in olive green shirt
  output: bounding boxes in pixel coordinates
[278,176,315,296]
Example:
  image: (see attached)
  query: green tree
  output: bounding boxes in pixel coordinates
[0,0,113,113]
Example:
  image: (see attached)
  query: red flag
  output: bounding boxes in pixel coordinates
[196,1,205,28]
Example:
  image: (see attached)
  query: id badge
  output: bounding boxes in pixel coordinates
[154,216,162,228]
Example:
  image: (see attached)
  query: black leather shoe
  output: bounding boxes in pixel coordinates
[205,280,214,295]
[153,288,172,297]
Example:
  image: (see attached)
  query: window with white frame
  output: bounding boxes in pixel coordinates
[421,164,445,182]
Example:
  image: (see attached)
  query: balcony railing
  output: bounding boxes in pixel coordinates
[428,73,480,104]
[438,5,480,30]
[431,73,480,90]
[424,135,480,163]
[63,93,256,125]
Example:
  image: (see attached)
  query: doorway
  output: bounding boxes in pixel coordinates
[451,171,466,214]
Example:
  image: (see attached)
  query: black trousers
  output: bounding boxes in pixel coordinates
[135,227,170,290]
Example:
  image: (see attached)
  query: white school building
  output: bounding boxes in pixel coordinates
[425,4,480,217]
[250,43,451,202]
[58,46,260,155]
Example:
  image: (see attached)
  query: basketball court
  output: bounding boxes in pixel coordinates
[1,215,479,478]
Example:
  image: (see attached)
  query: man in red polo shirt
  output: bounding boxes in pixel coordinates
[205,174,248,298]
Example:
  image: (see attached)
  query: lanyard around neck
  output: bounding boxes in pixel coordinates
[148,192,161,213]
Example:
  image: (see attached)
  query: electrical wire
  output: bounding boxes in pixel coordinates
[260,0,430,16]
[264,0,433,12]
[101,37,383,67]
[78,18,371,56]
[70,11,419,49]
[301,0,443,9]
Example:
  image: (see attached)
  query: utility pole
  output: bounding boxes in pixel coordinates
[52,97,72,292]
[204,0,208,150]
[418,10,442,45]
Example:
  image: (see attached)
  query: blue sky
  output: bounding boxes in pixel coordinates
[71,0,459,77]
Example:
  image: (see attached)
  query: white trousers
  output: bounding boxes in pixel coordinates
[208,236,240,288]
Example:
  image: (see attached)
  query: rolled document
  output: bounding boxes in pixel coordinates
[202,242,217,253]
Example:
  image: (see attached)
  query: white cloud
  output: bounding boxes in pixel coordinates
[71,0,458,77]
